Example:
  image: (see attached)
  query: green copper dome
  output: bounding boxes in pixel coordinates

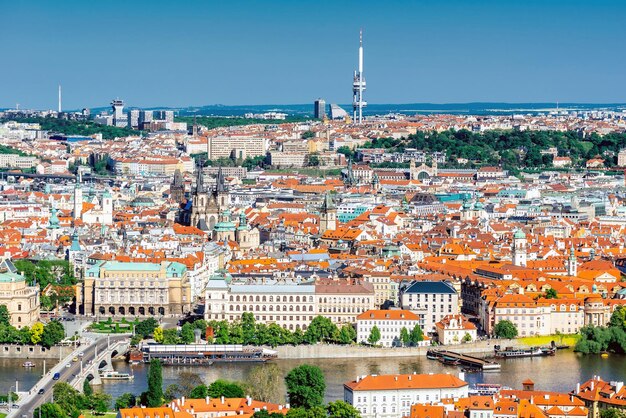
[513,229,526,239]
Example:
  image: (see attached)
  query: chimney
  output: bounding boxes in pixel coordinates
[576,383,580,393]
[247,396,252,406]
[206,396,210,404]
[221,396,225,404]
[181,397,185,406]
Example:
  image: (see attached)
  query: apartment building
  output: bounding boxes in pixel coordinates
[0,154,38,169]
[356,309,421,347]
[344,373,469,418]
[400,281,459,334]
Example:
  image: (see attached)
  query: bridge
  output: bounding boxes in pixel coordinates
[9,335,129,418]
[71,337,130,387]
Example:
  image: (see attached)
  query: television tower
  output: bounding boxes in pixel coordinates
[58,84,62,113]
[352,29,367,124]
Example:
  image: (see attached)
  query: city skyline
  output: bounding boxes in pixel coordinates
[1,0,626,109]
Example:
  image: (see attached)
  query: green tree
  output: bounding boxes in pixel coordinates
[189,384,209,399]
[208,379,245,398]
[494,320,518,339]
[462,333,473,343]
[146,359,164,407]
[337,324,356,345]
[304,316,338,344]
[253,411,287,418]
[53,382,86,417]
[327,400,362,418]
[83,379,93,397]
[545,288,558,299]
[367,326,381,345]
[301,131,315,139]
[135,318,159,338]
[284,365,326,409]
[307,153,321,167]
[600,408,626,418]
[41,321,65,348]
[400,327,410,346]
[241,312,257,344]
[409,324,424,345]
[0,305,10,326]
[164,384,182,402]
[180,323,195,344]
[609,306,626,330]
[162,328,180,345]
[245,363,285,403]
[90,392,112,414]
[34,402,66,418]
[285,406,327,418]
[115,393,137,410]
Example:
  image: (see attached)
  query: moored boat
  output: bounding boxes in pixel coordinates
[23,361,36,368]
[100,370,134,380]
[494,345,555,358]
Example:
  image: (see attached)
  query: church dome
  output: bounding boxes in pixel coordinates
[513,229,526,239]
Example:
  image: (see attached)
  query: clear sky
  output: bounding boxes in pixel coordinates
[1,0,625,109]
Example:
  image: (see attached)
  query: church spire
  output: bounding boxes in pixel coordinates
[216,167,227,193]
[196,161,206,193]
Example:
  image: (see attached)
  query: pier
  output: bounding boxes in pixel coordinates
[426,349,501,371]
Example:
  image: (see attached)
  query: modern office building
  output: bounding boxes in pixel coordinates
[314,98,326,119]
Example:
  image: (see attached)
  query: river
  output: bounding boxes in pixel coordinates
[2,351,623,403]
[99,351,625,402]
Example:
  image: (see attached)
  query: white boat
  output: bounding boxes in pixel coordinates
[100,370,134,380]
[23,361,36,368]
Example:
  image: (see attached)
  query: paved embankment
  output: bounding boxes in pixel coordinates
[0,344,77,359]
[274,339,524,359]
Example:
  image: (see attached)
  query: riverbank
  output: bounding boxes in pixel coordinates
[274,339,523,359]
[0,344,77,359]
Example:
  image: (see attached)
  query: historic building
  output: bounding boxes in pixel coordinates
[189,167,229,231]
[170,169,186,203]
[205,274,375,329]
[0,260,39,327]
[400,281,459,335]
[77,261,191,317]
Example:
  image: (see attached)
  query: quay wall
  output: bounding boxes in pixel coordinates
[274,339,525,359]
[0,344,76,359]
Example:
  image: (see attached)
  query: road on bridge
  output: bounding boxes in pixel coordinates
[11,335,128,418]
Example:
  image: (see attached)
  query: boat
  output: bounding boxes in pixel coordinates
[600,351,609,358]
[100,370,134,380]
[461,367,481,374]
[438,356,460,366]
[494,346,555,358]
[469,383,511,396]
[22,361,35,368]
[426,350,439,360]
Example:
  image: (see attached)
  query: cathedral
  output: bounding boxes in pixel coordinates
[181,166,260,250]
[189,166,229,231]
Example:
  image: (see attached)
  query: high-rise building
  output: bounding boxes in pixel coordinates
[111,99,128,127]
[352,30,367,124]
[128,109,140,129]
[314,98,326,119]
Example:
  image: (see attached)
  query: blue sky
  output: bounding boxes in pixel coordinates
[1,0,625,109]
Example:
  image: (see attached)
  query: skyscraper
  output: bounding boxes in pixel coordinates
[111,99,128,127]
[352,30,367,124]
[314,98,326,119]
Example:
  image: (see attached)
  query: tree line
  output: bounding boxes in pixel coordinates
[345,129,626,172]
[1,116,138,140]
[0,305,65,347]
[575,306,626,354]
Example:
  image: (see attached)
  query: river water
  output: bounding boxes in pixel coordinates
[2,351,624,402]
